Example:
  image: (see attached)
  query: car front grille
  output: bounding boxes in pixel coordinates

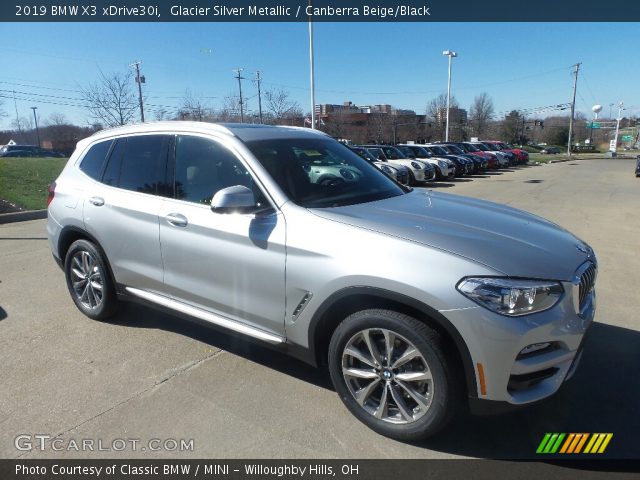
[578,263,597,309]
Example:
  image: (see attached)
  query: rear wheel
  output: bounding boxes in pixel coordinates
[328,309,458,440]
[64,239,118,320]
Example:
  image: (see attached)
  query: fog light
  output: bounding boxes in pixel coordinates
[519,342,552,356]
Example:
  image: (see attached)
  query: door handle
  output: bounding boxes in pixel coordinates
[165,213,188,227]
[89,196,104,206]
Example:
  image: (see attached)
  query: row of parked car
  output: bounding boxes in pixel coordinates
[347,141,529,185]
[0,144,66,158]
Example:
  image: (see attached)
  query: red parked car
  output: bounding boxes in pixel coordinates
[485,141,529,164]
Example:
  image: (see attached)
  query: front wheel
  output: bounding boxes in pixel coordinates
[328,309,458,440]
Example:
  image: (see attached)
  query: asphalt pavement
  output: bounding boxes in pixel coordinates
[1,158,638,459]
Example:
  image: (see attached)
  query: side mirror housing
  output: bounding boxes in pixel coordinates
[211,185,256,213]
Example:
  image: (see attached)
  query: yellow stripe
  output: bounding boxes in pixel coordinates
[597,434,613,454]
[574,433,589,453]
[567,434,582,453]
[590,434,606,453]
[560,434,575,454]
[583,433,598,453]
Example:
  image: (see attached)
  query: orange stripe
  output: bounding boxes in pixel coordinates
[559,434,575,453]
[574,433,589,453]
[598,434,613,454]
[477,363,487,396]
[590,433,605,453]
[567,434,583,453]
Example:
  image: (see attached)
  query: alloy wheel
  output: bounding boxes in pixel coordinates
[69,250,104,309]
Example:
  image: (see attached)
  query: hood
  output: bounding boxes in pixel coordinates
[310,190,592,281]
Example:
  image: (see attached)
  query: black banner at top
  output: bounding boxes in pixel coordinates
[2,0,640,22]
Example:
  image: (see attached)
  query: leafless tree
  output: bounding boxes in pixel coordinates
[426,92,460,141]
[46,112,68,126]
[469,92,494,138]
[79,70,138,127]
[264,88,302,124]
[179,90,211,121]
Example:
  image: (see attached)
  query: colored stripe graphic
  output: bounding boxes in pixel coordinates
[537,433,613,454]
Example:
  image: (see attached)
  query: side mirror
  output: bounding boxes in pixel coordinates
[211,185,256,213]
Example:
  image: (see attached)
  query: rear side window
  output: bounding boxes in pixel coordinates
[101,135,170,195]
[79,140,113,180]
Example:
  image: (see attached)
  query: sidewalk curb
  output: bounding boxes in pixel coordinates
[0,210,47,225]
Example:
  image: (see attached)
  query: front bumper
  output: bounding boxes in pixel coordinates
[442,282,595,405]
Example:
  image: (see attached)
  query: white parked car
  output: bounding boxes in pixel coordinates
[362,145,434,185]
[398,144,456,179]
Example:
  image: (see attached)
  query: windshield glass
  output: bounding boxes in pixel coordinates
[410,146,431,158]
[351,147,378,163]
[445,144,465,154]
[428,145,449,156]
[462,143,479,152]
[396,146,416,158]
[483,143,499,151]
[246,138,405,208]
[380,146,406,160]
[473,143,489,151]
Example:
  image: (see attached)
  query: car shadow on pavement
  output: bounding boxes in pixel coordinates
[110,302,334,390]
[0,306,7,321]
[413,322,640,460]
[426,183,455,188]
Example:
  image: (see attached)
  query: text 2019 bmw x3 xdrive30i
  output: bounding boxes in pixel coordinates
[47,122,597,441]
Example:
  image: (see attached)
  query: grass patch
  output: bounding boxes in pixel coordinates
[0,157,67,210]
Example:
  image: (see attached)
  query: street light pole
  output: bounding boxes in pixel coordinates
[442,50,457,142]
[612,101,624,153]
[30,106,40,147]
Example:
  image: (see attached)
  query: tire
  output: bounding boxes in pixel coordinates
[328,309,458,441]
[64,239,118,320]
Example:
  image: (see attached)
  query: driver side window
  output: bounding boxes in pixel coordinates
[174,135,267,207]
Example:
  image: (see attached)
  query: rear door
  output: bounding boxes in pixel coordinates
[83,134,171,293]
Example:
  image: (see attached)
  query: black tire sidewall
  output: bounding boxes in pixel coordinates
[64,239,117,320]
[328,309,455,441]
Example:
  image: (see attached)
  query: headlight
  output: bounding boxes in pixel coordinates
[381,166,393,175]
[410,161,422,169]
[438,160,447,168]
[457,277,563,316]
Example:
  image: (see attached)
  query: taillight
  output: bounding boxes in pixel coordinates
[47,182,56,207]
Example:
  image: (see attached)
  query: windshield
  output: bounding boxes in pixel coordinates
[461,143,479,152]
[396,146,416,159]
[472,143,489,151]
[246,138,405,208]
[445,144,465,154]
[499,143,511,149]
[380,146,406,160]
[483,143,500,151]
[409,146,431,158]
[351,147,378,163]
[428,145,449,156]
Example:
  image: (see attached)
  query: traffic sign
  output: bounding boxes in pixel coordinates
[621,135,633,141]
[586,122,601,129]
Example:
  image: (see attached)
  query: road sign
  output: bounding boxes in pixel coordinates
[621,135,633,141]
[586,122,601,129]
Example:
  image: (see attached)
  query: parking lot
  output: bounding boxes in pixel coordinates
[1,158,638,459]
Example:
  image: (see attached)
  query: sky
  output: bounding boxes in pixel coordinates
[0,22,638,129]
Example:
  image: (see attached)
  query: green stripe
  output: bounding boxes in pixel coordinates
[550,433,566,453]
[543,434,559,453]
[537,433,552,453]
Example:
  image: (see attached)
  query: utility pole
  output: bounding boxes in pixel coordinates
[131,61,145,122]
[567,62,581,156]
[442,50,458,142]
[233,68,245,123]
[254,71,263,124]
[30,106,40,147]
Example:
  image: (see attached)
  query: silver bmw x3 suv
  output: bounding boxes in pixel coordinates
[47,122,596,440]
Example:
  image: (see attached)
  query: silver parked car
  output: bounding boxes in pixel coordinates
[48,122,597,440]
